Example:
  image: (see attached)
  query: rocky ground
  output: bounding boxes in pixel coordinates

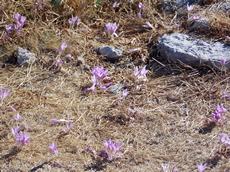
[0,0,230,171]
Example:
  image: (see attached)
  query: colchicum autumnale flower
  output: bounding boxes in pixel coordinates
[105,23,118,37]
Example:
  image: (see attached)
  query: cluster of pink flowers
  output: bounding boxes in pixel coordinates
[5,13,26,34]
[88,66,112,91]
[211,104,227,123]
[98,139,122,161]
[0,87,10,102]
[11,127,30,146]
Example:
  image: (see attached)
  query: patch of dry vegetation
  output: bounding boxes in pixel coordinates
[0,0,230,171]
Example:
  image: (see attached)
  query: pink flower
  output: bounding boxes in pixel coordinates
[105,23,118,37]
[15,132,30,145]
[13,13,26,30]
[138,2,144,10]
[112,1,120,8]
[122,89,129,98]
[197,163,207,172]
[12,127,30,146]
[211,104,227,123]
[58,42,68,52]
[161,163,170,172]
[99,139,122,161]
[143,21,153,29]
[0,87,10,101]
[11,127,20,136]
[50,118,60,125]
[68,16,80,27]
[49,143,58,155]
[88,66,111,91]
[5,13,26,34]
[5,24,15,33]
[137,2,144,18]
[187,4,194,12]
[219,133,230,146]
[134,65,148,81]
[14,113,22,121]
[222,91,230,100]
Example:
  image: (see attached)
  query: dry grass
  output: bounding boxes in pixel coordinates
[0,0,230,171]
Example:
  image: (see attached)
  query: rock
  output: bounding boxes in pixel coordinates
[176,0,201,7]
[161,0,177,13]
[108,83,124,94]
[157,33,230,71]
[16,47,36,65]
[210,1,230,15]
[97,46,123,62]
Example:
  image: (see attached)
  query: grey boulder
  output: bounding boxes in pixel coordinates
[97,46,123,62]
[16,47,36,65]
[210,1,230,15]
[157,33,230,71]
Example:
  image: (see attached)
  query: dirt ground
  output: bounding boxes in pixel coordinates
[0,0,230,171]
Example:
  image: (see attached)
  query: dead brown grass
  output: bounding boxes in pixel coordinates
[0,0,230,172]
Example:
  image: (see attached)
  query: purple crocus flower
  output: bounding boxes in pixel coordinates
[13,13,26,31]
[197,163,207,172]
[143,21,153,29]
[137,2,144,18]
[105,23,118,37]
[92,66,108,80]
[134,65,148,81]
[11,127,20,136]
[88,66,111,91]
[11,127,29,146]
[187,4,194,12]
[5,24,15,33]
[15,132,30,145]
[5,13,26,34]
[99,139,122,161]
[122,89,129,98]
[58,42,68,53]
[219,133,230,146]
[138,2,144,10]
[49,143,58,155]
[161,163,170,172]
[0,87,10,101]
[222,91,230,100]
[14,113,23,121]
[68,16,80,27]
[211,104,227,123]
[112,1,120,8]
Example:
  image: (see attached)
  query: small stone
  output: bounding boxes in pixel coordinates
[16,47,36,65]
[108,83,124,94]
[97,46,123,62]
[157,33,230,71]
[161,0,177,13]
[176,0,201,7]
